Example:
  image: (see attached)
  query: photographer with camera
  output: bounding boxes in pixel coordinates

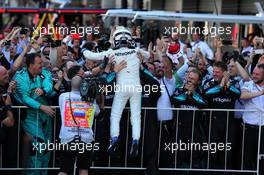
[58,75,100,175]
[0,27,23,69]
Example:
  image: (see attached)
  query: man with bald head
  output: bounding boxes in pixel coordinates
[0,65,16,126]
[58,75,100,175]
[0,65,17,172]
[0,66,9,86]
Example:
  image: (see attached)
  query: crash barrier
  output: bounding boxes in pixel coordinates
[0,106,263,174]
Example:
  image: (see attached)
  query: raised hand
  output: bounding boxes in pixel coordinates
[114,60,127,73]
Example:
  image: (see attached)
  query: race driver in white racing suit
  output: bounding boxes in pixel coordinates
[83,26,150,158]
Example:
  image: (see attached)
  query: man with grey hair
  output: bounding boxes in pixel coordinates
[58,75,100,175]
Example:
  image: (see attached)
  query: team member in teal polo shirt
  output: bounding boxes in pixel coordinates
[13,53,55,175]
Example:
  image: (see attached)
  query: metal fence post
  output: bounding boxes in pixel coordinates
[256,111,262,175]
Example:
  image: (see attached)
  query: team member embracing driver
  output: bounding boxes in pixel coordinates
[83,26,149,158]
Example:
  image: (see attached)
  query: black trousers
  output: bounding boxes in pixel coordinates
[166,111,206,175]
[175,111,205,169]
[158,119,174,170]
[0,123,18,175]
[205,111,235,170]
[232,118,244,170]
[242,123,264,175]
[143,108,159,175]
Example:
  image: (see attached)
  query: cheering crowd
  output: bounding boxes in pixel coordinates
[0,19,264,175]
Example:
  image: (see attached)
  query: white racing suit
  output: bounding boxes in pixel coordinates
[84,47,149,140]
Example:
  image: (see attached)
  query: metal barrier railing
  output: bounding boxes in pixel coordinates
[0,106,263,174]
